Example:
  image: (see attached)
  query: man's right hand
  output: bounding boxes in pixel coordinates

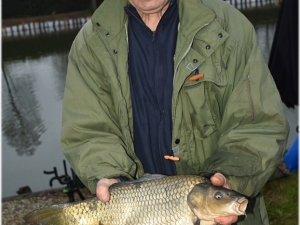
[96,178,121,202]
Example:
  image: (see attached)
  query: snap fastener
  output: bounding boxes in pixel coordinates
[218,33,223,38]
[193,59,198,63]
[96,22,100,26]
[175,139,180,144]
[105,32,110,36]
[113,50,117,54]
[206,45,211,50]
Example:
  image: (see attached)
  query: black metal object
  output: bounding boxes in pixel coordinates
[44,160,86,202]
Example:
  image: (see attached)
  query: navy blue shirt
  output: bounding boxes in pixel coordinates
[125,1,179,175]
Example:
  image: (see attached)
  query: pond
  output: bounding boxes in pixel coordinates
[2,5,282,198]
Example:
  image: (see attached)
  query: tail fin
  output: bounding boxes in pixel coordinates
[23,203,67,225]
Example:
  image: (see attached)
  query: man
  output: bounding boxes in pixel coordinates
[61,0,289,224]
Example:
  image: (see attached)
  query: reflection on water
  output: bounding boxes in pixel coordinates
[2,31,77,198]
[2,62,46,156]
[1,6,281,198]
[2,30,77,158]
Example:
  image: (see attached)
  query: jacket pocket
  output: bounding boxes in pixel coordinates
[181,64,227,139]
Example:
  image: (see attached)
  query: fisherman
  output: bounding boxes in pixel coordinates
[61,0,289,224]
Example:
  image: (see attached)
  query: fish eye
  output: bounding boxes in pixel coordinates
[214,192,223,200]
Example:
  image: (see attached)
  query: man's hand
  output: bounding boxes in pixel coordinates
[210,173,238,225]
[96,178,121,202]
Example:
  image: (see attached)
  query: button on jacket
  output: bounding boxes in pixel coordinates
[61,0,289,224]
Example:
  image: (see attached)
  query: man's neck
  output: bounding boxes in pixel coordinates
[130,0,170,31]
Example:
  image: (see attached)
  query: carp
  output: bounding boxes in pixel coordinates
[24,174,248,225]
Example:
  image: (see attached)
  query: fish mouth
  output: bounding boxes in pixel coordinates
[235,197,248,215]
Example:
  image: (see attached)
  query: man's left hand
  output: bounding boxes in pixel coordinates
[210,173,238,225]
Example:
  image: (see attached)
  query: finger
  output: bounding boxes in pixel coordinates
[96,178,110,202]
[210,173,231,189]
[96,178,120,202]
[210,173,226,186]
[215,215,238,225]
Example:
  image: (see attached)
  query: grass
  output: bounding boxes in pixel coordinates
[262,172,298,225]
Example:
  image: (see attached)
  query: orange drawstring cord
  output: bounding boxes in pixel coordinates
[164,155,180,161]
[188,73,204,81]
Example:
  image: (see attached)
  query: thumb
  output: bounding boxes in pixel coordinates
[96,178,120,202]
[210,173,231,189]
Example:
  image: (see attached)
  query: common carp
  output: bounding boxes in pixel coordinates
[24,174,248,225]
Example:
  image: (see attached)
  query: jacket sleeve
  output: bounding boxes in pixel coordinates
[203,21,289,197]
[61,29,137,193]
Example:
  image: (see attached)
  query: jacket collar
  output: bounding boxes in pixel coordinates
[91,0,216,40]
[91,0,129,41]
[177,0,216,38]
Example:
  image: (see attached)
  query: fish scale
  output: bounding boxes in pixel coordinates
[24,174,248,225]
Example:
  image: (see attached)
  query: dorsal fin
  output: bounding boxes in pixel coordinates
[110,173,166,190]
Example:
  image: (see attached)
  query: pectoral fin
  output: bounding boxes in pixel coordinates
[24,204,66,225]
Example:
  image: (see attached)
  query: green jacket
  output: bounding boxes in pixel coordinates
[61,0,289,224]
